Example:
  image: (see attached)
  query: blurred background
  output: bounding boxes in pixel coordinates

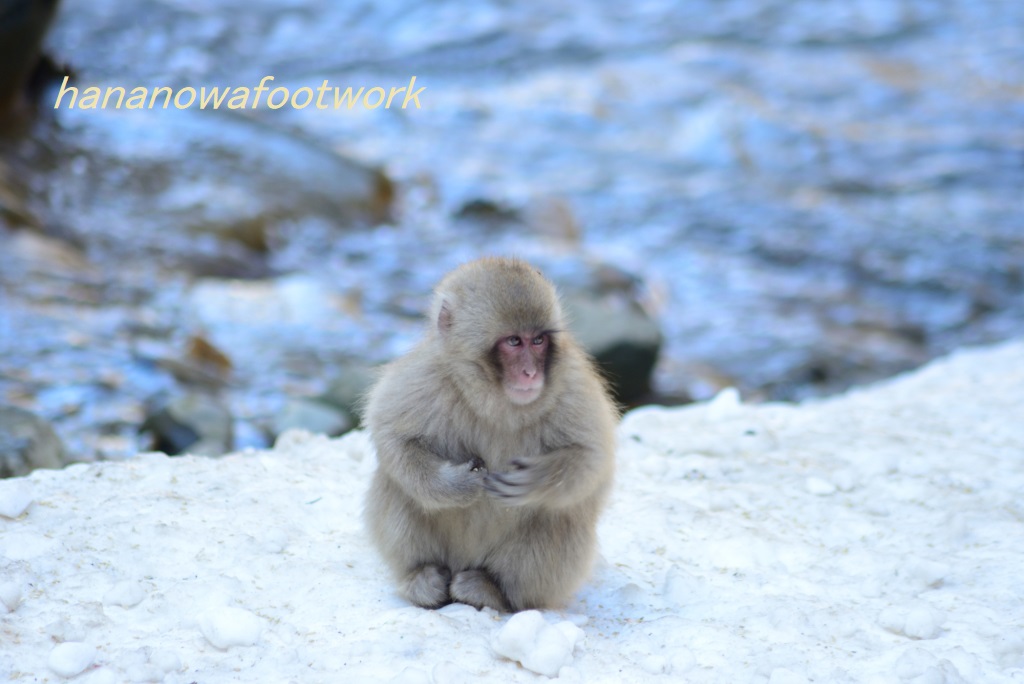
[1,0,1022,474]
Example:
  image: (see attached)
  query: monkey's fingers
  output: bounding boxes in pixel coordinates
[483,472,533,502]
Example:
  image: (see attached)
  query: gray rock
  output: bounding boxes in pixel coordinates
[272,398,353,439]
[318,364,377,427]
[0,405,68,478]
[563,293,663,405]
[37,105,392,277]
[142,392,233,456]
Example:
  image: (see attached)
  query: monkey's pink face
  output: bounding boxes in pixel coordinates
[497,332,549,405]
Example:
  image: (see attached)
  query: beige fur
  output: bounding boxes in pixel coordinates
[363,258,618,611]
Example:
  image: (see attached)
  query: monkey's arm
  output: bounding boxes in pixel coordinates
[377,435,487,511]
[483,443,611,509]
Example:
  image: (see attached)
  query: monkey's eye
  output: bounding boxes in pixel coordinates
[506,336,522,347]
[531,334,547,346]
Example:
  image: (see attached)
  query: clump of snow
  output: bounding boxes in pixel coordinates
[0,480,33,518]
[0,581,21,612]
[103,580,146,608]
[197,606,263,649]
[123,647,183,683]
[1,341,1023,681]
[880,602,944,641]
[803,475,836,495]
[48,642,96,678]
[492,610,583,677]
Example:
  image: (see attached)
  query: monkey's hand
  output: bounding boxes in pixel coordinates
[483,457,551,507]
[434,456,488,508]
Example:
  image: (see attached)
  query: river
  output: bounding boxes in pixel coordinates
[1,0,1022,461]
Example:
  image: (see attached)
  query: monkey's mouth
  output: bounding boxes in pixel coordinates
[506,384,543,405]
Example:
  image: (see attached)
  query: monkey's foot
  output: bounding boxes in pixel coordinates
[450,569,508,611]
[403,564,451,608]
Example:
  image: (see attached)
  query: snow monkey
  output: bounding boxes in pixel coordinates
[364,257,618,612]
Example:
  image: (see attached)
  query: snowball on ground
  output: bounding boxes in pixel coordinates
[198,606,264,649]
[491,610,583,677]
[1,341,1023,682]
[0,481,33,519]
[47,642,96,678]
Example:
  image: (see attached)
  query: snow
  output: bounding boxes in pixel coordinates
[0,581,21,613]
[47,643,96,678]
[2,340,1024,682]
[0,482,33,519]
[103,581,146,609]
[492,610,584,677]
[197,607,264,649]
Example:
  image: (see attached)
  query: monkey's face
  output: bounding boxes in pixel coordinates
[496,331,550,405]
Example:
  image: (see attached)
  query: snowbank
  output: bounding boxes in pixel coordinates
[2,341,1023,683]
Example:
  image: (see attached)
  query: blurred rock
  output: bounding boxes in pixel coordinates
[563,293,662,405]
[453,198,520,233]
[318,364,377,427]
[142,392,232,456]
[157,334,233,389]
[0,404,68,478]
[35,106,392,277]
[185,335,232,375]
[0,160,41,229]
[525,195,581,243]
[452,195,582,243]
[0,0,60,121]
[272,398,352,439]
[4,230,93,275]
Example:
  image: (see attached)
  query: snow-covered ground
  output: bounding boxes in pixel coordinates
[2,341,1023,683]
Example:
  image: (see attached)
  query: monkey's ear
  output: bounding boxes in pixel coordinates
[437,300,453,335]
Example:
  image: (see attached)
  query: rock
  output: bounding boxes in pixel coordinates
[0,405,68,478]
[142,392,233,456]
[563,293,662,405]
[272,399,353,439]
[525,195,582,243]
[184,335,233,376]
[318,364,377,427]
[146,334,234,389]
[453,198,520,233]
[0,0,61,120]
[0,159,41,229]
[4,230,94,277]
[40,105,392,276]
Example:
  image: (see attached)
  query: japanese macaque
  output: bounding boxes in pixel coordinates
[363,257,618,612]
